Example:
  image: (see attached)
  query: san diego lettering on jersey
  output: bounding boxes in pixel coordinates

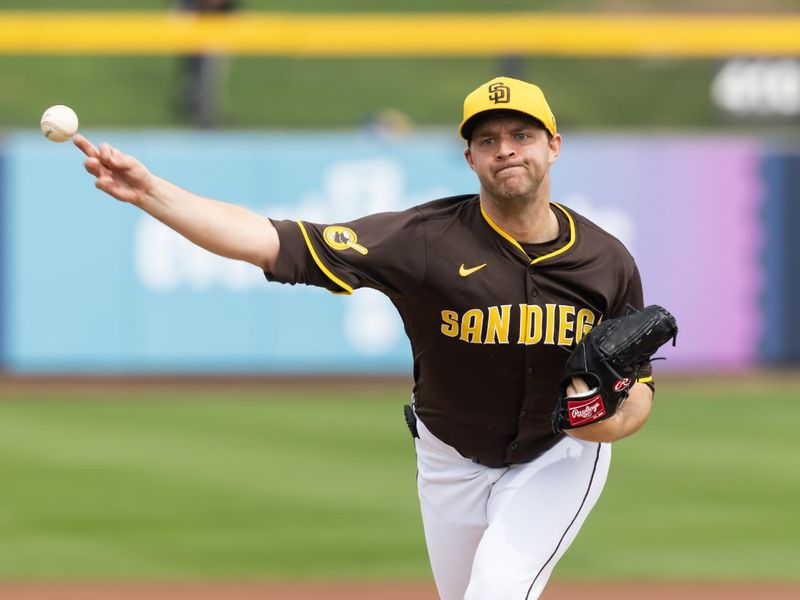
[268,194,648,466]
[440,303,597,346]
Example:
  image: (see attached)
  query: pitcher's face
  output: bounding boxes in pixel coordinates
[465,113,561,203]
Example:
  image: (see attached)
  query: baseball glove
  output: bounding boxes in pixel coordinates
[552,304,678,432]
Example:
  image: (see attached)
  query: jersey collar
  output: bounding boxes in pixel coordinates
[480,201,576,265]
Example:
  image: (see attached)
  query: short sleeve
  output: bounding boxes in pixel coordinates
[265,207,427,298]
[607,263,644,319]
[608,262,654,386]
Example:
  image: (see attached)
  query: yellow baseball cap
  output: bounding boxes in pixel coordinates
[459,76,557,139]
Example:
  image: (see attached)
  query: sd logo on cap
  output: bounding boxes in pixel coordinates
[459,77,557,140]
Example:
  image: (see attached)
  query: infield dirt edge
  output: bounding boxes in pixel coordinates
[0,581,798,600]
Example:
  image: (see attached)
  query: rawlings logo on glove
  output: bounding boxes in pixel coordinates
[552,304,678,432]
[613,378,631,392]
[566,395,606,427]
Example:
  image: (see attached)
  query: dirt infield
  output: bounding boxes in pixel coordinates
[1,368,798,395]
[0,582,798,599]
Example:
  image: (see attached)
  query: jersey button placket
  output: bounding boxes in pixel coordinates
[512,262,536,463]
[528,263,538,297]
[524,265,537,381]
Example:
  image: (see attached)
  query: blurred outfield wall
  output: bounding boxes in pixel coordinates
[1,130,793,375]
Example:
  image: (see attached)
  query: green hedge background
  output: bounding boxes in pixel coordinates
[2,1,798,130]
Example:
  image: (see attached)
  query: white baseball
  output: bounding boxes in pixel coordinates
[40,105,79,142]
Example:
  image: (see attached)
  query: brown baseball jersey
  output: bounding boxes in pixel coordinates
[266,194,652,467]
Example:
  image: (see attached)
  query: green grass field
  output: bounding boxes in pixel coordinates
[0,377,797,582]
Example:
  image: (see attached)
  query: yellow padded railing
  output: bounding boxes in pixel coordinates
[0,12,799,56]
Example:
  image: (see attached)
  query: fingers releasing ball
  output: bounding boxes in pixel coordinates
[40,105,79,142]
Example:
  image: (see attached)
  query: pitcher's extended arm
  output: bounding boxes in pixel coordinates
[74,134,279,272]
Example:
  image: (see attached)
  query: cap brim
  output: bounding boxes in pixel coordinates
[460,109,549,140]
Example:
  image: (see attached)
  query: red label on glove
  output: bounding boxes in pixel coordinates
[567,395,606,427]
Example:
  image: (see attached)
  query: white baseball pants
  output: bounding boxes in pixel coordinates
[413,415,611,600]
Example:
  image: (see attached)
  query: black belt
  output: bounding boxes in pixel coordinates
[404,404,510,468]
[403,404,419,439]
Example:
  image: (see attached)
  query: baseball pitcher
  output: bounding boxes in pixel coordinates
[73,77,676,599]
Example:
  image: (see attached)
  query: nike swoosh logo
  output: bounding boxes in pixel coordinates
[459,263,487,277]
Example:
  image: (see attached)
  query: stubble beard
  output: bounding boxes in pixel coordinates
[483,169,547,214]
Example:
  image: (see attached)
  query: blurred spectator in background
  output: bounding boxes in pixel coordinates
[174,0,240,128]
[363,108,415,140]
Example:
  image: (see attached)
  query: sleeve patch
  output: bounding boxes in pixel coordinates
[296,221,353,295]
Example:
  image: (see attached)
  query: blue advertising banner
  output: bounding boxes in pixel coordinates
[760,149,800,364]
[1,131,764,374]
[3,131,472,373]
[0,148,5,367]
